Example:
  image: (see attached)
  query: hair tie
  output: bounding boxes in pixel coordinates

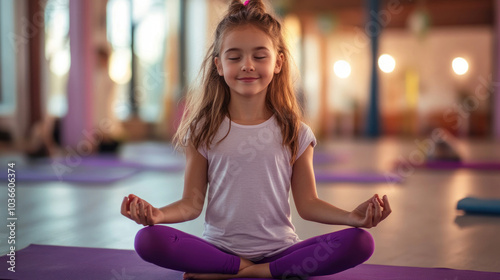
[244,0,250,6]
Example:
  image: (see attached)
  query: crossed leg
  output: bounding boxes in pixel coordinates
[134,226,373,279]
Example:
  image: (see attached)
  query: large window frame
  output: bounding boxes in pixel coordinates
[0,0,17,116]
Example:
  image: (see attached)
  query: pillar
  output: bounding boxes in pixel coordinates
[63,0,95,149]
[494,0,500,139]
[365,0,381,138]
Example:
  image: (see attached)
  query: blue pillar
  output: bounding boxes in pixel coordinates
[365,0,381,138]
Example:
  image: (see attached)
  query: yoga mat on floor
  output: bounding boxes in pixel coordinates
[315,172,403,184]
[0,153,185,183]
[0,164,139,183]
[396,161,500,170]
[54,156,185,172]
[119,142,185,171]
[1,244,499,280]
[457,197,500,215]
[313,152,348,165]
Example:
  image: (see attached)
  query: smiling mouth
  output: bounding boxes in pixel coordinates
[238,77,259,82]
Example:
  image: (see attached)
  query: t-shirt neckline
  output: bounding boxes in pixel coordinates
[225,114,275,128]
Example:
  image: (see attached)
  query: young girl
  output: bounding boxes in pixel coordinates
[121,0,391,279]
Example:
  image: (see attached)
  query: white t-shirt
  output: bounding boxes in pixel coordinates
[198,115,317,261]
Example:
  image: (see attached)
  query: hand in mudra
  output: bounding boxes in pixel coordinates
[348,194,391,228]
[121,194,164,226]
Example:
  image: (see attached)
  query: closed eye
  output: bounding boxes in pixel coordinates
[255,56,266,60]
[228,57,240,61]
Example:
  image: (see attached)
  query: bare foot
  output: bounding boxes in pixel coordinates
[183,257,254,280]
[184,263,271,279]
[239,258,254,270]
[183,272,237,280]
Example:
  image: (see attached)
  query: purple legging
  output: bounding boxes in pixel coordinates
[135,226,374,279]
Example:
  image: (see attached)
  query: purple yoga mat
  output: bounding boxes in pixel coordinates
[51,155,185,172]
[0,155,185,184]
[423,161,500,170]
[1,244,498,280]
[0,164,140,183]
[315,172,403,184]
[395,160,500,170]
[313,152,348,165]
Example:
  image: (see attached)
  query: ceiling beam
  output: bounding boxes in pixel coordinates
[289,0,494,28]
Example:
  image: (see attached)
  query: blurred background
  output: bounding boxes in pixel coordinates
[1,1,500,273]
[0,0,499,154]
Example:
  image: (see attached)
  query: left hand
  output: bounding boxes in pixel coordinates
[348,194,391,228]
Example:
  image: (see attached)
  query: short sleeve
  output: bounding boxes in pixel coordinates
[198,144,208,159]
[185,128,208,159]
[296,123,317,159]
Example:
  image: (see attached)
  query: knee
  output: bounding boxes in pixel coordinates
[134,226,173,263]
[342,228,374,263]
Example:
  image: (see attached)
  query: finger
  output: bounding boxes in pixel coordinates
[146,205,154,226]
[381,195,392,220]
[367,195,375,204]
[364,203,373,228]
[138,200,147,226]
[372,197,382,226]
[375,194,384,207]
[140,201,150,226]
[130,198,140,223]
[121,197,130,218]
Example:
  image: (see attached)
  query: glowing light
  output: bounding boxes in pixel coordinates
[452,57,468,75]
[333,60,351,79]
[50,49,71,76]
[283,14,301,49]
[109,50,131,84]
[378,54,396,73]
[136,12,166,63]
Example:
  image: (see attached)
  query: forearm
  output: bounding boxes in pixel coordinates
[299,198,352,226]
[158,198,203,224]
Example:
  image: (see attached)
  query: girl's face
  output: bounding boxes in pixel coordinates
[215,25,283,99]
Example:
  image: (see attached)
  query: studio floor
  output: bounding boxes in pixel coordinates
[1,138,499,273]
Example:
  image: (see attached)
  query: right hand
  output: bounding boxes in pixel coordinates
[347,194,391,228]
[121,194,164,226]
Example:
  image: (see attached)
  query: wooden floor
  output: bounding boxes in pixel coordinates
[1,138,499,273]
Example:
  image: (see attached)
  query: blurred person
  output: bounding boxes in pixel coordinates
[426,129,462,162]
[93,44,124,154]
[25,116,62,159]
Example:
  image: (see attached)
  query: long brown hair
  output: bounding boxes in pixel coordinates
[174,0,302,164]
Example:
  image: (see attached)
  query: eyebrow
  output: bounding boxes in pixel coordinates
[224,46,270,54]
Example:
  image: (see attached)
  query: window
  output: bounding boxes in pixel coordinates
[0,0,16,115]
[45,0,70,117]
[107,0,169,122]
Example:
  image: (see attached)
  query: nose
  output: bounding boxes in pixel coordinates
[241,58,255,72]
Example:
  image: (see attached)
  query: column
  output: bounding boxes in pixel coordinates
[365,0,381,138]
[63,0,95,149]
[494,0,500,139]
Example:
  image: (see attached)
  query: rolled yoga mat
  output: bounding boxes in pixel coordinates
[1,244,499,280]
[315,172,403,184]
[457,197,500,215]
